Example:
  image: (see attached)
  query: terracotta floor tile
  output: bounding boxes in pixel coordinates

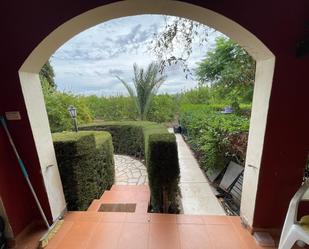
[64,212,83,222]
[135,201,149,213]
[150,213,177,223]
[205,224,247,249]
[228,217,277,249]
[56,221,98,249]
[18,215,283,249]
[111,185,150,193]
[125,213,151,223]
[178,224,214,249]
[100,212,127,223]
[117,223,149,249]
[203,215,230,225]
[46,221,74,249]
[62,211,103,223]
[87,200,100,211]
[100,191,135,203]
[149,223,180,249]
[86,222,123,249]
[134,191,151,201]
[176,214,204,224]
[15,222,46,249]
[78,212,104,223]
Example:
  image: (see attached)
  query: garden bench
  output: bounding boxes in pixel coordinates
[215,161,244,215]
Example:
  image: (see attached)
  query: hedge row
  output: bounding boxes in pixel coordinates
[80,122,144,157]
[53,131,114,210]
[180,106,249,173]
[81,121,180,213]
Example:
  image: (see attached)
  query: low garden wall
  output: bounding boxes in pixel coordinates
[80,121,180,213]
[53,131,114,211]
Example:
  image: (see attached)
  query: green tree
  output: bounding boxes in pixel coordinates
[39,60,56,90]
[149,16,213,75]
[179,86,212,105]
[116,62,167,120]
[148,94,179,123]
[44,92,93,132]
[195,37,255,103]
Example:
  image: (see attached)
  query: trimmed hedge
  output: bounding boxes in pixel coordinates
[80,122,144,157]
[53,131,114,211]
[81,121,180,213]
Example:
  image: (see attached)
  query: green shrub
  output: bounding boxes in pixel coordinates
[80,121,180,213]
[82,95,137,121]
[180,105,249,172]
[81,94,178,123]
[146,133,180,212]
[80,122,145,157]
[179,86,212,105]
[147,94,179,123]
[53,131,114,211]
[44,90,93,133]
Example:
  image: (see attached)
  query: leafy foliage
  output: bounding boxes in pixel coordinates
[80,94,178,123]
[149,16,214,75]
[40,61,56,90]
[180,104,249,171]
[178,86,212,105]
[82,95,137,121]
[40,61,93,132]
[116,62,167,120]
[195,37,255,103]
[44,90,93,132]
[147,94,179,123]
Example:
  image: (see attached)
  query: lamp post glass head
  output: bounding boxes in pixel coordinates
[68,105,77,118]
[68,105,78,132]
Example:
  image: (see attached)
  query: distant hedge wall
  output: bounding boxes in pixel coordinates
[53,131,114,211]
[80,122,144,158]
[81,121,180,213]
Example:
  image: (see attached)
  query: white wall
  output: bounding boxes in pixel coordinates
[19,72,66,221]
[240,57,275,225]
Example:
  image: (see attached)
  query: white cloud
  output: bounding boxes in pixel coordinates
[51,15,222,96]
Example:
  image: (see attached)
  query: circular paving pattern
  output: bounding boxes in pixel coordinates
[114,155,148,185]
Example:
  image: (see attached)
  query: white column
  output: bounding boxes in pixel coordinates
[240,57,275,226]
[19,72,66,221]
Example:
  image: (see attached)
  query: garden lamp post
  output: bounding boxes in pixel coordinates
[68,105,78,132]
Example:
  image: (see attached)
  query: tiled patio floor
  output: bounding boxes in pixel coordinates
[14,185,302,249]
[18,213,279,249]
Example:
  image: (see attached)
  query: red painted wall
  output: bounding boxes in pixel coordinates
[0,73,52,235]
[0,0,309,234]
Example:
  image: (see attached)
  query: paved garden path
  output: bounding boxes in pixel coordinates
[114,155,148,185]
[114,134,225,215]
[170,129,226,215]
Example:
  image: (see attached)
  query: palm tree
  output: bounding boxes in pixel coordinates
[116,62,167,120]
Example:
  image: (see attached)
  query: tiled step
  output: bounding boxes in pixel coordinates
[111,184,150,193]
[87,199,101,212]
[87,185,150,213]
[100,190,149,202]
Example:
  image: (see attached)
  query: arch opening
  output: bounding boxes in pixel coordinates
[18,0,275,228]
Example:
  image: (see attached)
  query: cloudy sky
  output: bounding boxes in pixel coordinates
[50,15,222,96]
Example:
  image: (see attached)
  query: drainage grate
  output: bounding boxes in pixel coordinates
[98,203,136,212]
